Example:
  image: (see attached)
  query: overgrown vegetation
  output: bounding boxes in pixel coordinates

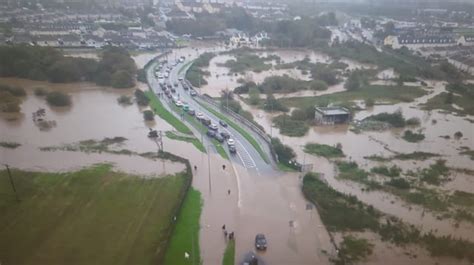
[221,239,235,265]
[419,160,450,186]
[143,110,154,121]
[422,83,474,116]
[117,95,133,105]
[337,236,374,264]
[371,165,401,177]
[304,143,344,158]
[364,151,440,162]
[302,173,474,262]
[165,131,206,154]
[221,50,275,73]
[272,114,309,137]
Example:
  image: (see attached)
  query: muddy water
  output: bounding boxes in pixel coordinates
[237,80,474,240]
[0,79,185,176]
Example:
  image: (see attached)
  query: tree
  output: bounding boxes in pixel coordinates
[263,94,288,112]
[111,70,134,88]
[271,137,296,163]
[143,110,154,121]
[345,72,362,90]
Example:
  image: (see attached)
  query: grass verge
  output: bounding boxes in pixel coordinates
[145,91,193,135]
[0,164,189,265]
[200,102,269,163]
[222,239,235,265]
[164,188,202,265]
[166,131,206,153]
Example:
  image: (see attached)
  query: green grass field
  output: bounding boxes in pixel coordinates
[164,188,202,265]
[280,85,427,109]
[146,91,193,135]
[0,164,190,265]
[221,239,235,265]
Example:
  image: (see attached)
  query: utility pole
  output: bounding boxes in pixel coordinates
[5,164,19,202]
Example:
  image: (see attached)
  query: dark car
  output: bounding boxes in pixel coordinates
[255,234,267,251]
[229,145,237,154]
[219,120,228,127]
[215,134,224,143]
[187,109,195,116]
[202,118,211,126]
[206,130,216,138]
[220,131,230,139]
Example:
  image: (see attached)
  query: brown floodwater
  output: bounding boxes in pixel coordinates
[0,78,185,176]
[237,79,474,240]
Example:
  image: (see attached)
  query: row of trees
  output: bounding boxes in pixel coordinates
[0,45,136,88]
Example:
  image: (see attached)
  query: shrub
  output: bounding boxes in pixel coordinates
[365,98,375,107]
[248,87,261,105]
[263,94,288,112]
[365,111,406,127]
[385,178,411,189]
[371,165,401,177]
[0,84,26,97]
[117,95,132,105]
[304,143,345,158]
[143,110,154,121]
[34,87,48,96]
[137,68,146,83]
[309,80,328,91]
[134,89,149,106]
[273,114,309,137]
[402,130,425,143]
[338,236,374,263]
[271,137,295,163]
[454,131,463,139]
[46,91,71,107]
[406,117,421,126]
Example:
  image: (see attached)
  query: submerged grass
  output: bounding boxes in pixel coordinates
[0,141,21,149]
[165,131,206,153]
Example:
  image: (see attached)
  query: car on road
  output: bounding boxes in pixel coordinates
[227,138,235,146]
[174,82,178,87]
[209,123,218,131]
[229,145,237,154]
[206,130,216,138]
[219,120,228,127]
[220,131,230,139]
[187,109,195,116]
[175,100,183,107]
[178,77,184,81]
[196,112,204,120]
[255,234,267,251]
[183,103,189,111]
[201,118,211,126]
[190,90,197,96]
[215,134,224,143]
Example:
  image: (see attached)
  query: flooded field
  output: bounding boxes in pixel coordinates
[237,78,474,241]
[0,78,187,176]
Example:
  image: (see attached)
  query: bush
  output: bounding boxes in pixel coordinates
[406,117,421,126]
[34,87,48,97]
[371,165,401,177]
[271,137,295,163]
[134,89,149,106]
[143,110,154,121]
[234,81,257,94]
[454,131,463,139]
[263,94,288,112]
[46,91,71,107]
[273,114,309,137]
[385,178,411,189]
[402,130,425,143]
[117,95,132,105]
[338,235,374,263]
[304,143,345,158]
[0,84,26,97]
[309,80,328,90]
[137,68,146,83]
[365,98,375,107]
[365,111,406,127]
[248,87,261,105]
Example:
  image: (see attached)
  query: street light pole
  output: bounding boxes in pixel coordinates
[4,164,19,201]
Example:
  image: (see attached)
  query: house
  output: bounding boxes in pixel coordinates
[383,34,467,50]
[315,107,351,125]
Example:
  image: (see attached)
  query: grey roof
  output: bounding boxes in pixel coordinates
[315,107,350,116]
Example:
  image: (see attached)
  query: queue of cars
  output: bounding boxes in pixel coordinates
[155,59,236,155]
